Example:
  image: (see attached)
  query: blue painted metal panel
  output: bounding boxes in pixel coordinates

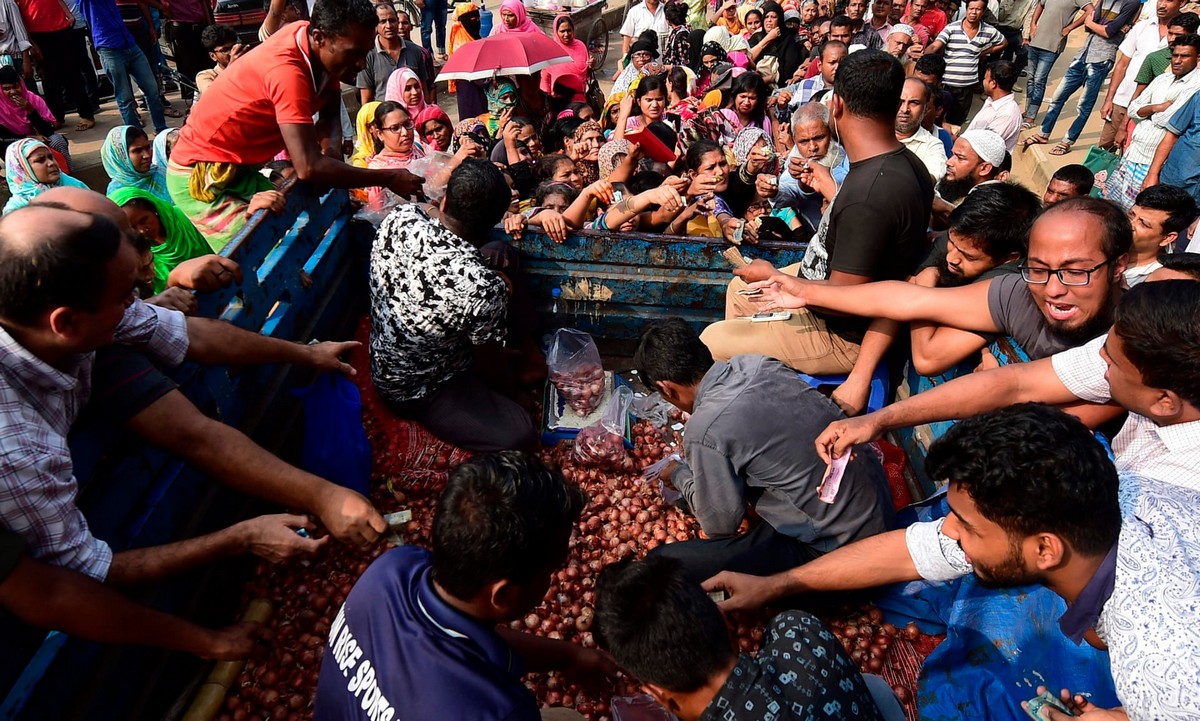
[508,227,808,339]
[1,182,368,721]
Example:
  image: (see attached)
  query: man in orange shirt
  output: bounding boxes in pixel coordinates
[167,0,423,249]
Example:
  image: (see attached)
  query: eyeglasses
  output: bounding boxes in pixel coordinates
[380,122,414,133]
[1019,258,1112,286]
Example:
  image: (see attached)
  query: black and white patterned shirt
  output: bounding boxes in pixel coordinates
[701,611,883,721]
[368,204,507,404]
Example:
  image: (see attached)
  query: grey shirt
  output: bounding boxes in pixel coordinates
[1030,0,1090,53]
[670,355,895,552]
[986,272,1100,359]
[356,37,435,101]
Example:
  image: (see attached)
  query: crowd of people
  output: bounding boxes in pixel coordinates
[1,0,1199,719]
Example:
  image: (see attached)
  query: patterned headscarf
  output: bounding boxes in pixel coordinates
[101,125,170,201]
[485,78,519,115]
[152,128,176,174]
[570,120,602,185]
[699,41,728,65]
[732,127,770,165]
[414,105,453,152]
[598,139,630,178]
[3,138,88,213]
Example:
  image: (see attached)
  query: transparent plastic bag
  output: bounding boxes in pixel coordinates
[632,391,672,427]
[610,693,678,721]
[574,385,633,469]
[548,328,605,416]
[353,187,406,227]
[406,150,455,203]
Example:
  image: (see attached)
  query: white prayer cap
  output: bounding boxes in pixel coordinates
[959,128,1006,168]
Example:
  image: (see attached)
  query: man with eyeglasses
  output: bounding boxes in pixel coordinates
[745,196,1131,371]
[194,23,245,96]
[357,3,435,105]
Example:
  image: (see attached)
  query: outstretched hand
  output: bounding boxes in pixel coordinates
[307,340,361,376]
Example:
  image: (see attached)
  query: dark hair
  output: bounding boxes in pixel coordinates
[1050,164,1094,196]
[664,0,688,26]
[534,153,573,184]
[311,0,377,35]
[535,181,579,205]
[1170,12,1200,33]
[634,74,668,107]
[1040,196,1133,261]
[949,182,1041,260]
[630,30,660,59]
[819,39,847,60]
[444,158,512,228]
[1158,251,1200,279]
[594,556,733,692]
[1113,280,1200,408]
[729,72,769,123]
[834,49,905,121]
[684,139,722,172]
[997,150,1012,174]
[432,452,586,600]
[667,65,690,99]
[1174,32,1200,52]
[1134,184,1198,237]
[986,59,1018,92]
[829,13,853,30]
[914,53,946,81]
[0,65,20,85]
[745,7,764,23]
[630,169,666,194]
[634,317,714,391]
[201,23,238,51]
[926,404,1121,556]
[264,159,294,185]
[552,115,585,151]
[371,100,408,152]
[0,209,124,327]
[121,195,159,218]
[124,124,148,149]
[554,13,573,30]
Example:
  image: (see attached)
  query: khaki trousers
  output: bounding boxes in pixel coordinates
[700,264,861,375]
[1098,104,1128,150]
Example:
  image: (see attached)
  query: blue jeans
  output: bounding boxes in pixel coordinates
[97,44,167,132]
[420,0,447,53]
[1024,46,1059,119]
[1038,55,1112,143]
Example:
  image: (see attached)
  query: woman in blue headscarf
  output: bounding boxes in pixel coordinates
[101,125,170,201]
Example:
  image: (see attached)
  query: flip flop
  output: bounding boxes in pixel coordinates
[74,118,95,131]
[1049,141,1074,156]
[1020,134,1047,153]
[1020,118,1034,130]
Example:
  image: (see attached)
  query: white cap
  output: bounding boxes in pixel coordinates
[959,128,1007,168]
[890,23,916,39]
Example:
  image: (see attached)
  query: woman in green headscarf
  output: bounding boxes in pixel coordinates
[475,77,518,138]
[110,186,214,294]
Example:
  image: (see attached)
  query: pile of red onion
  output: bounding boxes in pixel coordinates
[550,364,607,416]
[214,414,930,721]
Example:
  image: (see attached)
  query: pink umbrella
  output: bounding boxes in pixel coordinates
[435,33,573,82]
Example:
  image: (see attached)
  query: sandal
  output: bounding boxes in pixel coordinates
[1049,140,1074,156]
[1020,134,1048,153]
[74,118,95,131]
[1020,117,1034,130]
[162,105,185,118]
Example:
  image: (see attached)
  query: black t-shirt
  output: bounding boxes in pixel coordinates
[824,146,934,335]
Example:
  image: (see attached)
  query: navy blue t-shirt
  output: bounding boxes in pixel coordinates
[313,546,540,721]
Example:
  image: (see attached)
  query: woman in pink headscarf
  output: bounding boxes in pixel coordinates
[541,14,591,95]
[490,0,540,34]
[384,67,428,118]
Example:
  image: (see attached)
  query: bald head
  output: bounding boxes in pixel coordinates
[34,186,131,230]
[0,204,125,329]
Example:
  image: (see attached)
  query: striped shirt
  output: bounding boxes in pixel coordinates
[935,20,1004,87]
